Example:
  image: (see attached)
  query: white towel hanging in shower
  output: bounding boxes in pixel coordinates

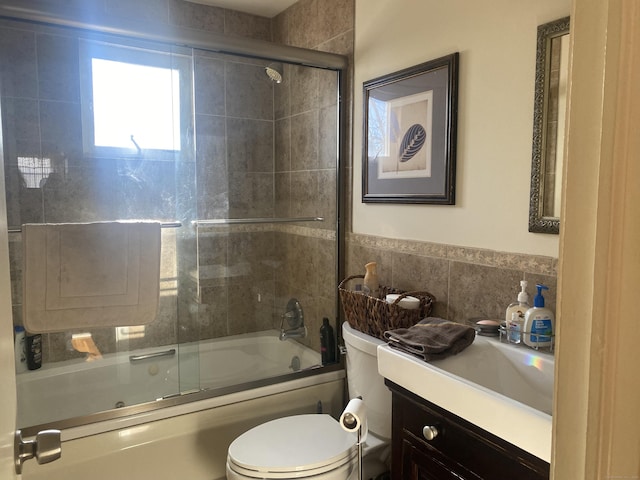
[22,221,162,333]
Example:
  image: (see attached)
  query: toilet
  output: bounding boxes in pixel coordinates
[226,322,391,480]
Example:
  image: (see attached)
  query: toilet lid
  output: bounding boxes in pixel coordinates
[227,414,357,477]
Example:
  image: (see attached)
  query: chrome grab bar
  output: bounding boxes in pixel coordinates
[129,348,176,363]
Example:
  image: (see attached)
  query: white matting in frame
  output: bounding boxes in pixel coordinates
[377,90,433,180]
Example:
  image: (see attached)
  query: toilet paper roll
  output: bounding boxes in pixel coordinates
[340,397,368,442]
[386,293,420,310]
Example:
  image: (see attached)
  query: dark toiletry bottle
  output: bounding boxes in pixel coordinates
[26,333,42,370]
[320,317,336,365]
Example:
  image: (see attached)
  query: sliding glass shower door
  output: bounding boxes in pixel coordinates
[1,12,342,432]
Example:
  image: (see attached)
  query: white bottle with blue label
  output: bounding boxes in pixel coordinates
[523,284,554,348]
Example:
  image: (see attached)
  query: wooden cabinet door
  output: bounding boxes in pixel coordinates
[401,439,479,480]
[388,381,549,480]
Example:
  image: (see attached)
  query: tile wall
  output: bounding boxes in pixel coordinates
[346,234,557,326]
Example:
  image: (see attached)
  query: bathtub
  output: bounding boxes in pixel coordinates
[17,329,323,429]
[22,369,346,480]
[19,328,344,480]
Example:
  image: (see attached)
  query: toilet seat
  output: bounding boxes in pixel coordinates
[227,414,358,479]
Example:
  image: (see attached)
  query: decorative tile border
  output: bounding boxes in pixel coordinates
[348,232,557,276]
[196,223,336,241]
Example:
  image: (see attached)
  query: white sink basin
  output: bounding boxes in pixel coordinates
[377,334,554,462]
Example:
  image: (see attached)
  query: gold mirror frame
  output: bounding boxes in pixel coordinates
[529,17,570,234]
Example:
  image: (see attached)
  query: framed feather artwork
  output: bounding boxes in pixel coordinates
[362,53,459,204]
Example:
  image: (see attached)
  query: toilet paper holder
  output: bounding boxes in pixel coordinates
[340,397,367,480]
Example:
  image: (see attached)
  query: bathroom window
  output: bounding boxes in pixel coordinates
[80,39,193,159]
[367,97,391,158]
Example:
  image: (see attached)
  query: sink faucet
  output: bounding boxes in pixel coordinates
[279,298,306,341]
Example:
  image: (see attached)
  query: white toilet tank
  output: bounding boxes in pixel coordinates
[342,322,391,440]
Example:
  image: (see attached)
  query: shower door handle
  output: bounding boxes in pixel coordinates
[15,429,62,474]
[129,348,176,363]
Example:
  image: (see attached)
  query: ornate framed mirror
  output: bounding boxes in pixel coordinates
[529,17,570,234]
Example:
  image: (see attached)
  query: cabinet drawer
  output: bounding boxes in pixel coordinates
[390,382,549,480]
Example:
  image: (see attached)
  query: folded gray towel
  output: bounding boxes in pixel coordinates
[384,317,476,362]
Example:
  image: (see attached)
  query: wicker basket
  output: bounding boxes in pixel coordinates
[338,275,436,340]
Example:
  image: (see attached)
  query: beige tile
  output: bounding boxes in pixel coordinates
[228,172,274,218]
[391,252,449,319]
[227,280,275,335]
[0,26,38,98]
[198,285,230,338]
[274,63,292,120]
[318,29,354,58]
[275,172,291,218]
[39,100,82,159]
[194,55,225,115]
[345,242,393,288]
[107,0,170,25]
[317,0,354,43]
[290,65,319,115]
[226,118,274,173]
[226,62,274,120]
[291,110,319,171]
[290,171,317,218]
[319,105,338,170]
[36,33,79,102]
[169,0,224,32]
[2,98,40,150]
[288,0,322,49]
[275,117,291,172]
[317,169,337,230]
[224,10,271,41]
[448,261,522,324]
[270,10,289,44]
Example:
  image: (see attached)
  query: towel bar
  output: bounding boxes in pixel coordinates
[194,217,324,226]
[8,221,182,233]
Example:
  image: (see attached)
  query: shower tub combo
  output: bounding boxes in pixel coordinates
[19,330,345,480]
[2,1,348,478]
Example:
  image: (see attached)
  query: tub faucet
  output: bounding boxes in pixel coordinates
[279,298,307,341]
[279,325,308,341]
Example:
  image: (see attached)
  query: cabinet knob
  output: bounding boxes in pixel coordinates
[422,425,439,441]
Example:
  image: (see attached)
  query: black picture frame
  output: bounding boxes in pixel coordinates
[362,53,459,204]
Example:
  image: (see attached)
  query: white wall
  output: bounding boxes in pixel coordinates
[353,0,570,257]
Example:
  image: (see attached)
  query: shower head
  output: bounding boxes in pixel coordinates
[265,62,283,83]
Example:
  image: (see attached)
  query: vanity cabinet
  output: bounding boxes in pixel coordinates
[387,380,550,480]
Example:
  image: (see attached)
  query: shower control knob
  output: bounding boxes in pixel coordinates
[422,425,439,441]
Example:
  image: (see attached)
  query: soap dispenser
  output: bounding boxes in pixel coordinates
[505,280,530,344]
[523,284,554,348]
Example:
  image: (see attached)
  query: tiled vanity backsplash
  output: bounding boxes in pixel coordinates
[345,233,558,325]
